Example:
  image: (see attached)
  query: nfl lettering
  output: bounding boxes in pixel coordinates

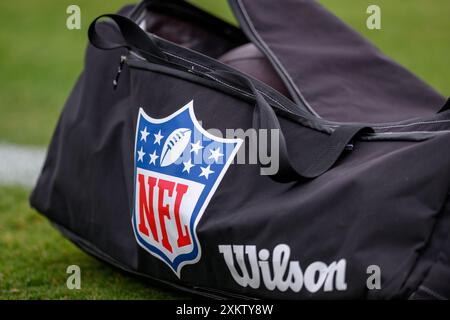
[132,101,242,277]
[137,175,192,252]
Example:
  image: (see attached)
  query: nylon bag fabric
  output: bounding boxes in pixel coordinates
[30,0,450,299]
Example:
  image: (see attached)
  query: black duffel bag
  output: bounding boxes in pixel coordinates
[30,0,450,299]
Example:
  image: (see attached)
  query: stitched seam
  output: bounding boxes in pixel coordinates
[375,119,450,129]
[204,74,291,113]
[220,56,268,63]
[134,48,291,112]
[237,0,320,118]
[366,130,450,135]
[129,54,449,136]
[205,74,253,99]
[260,92,287,112]
[203,73,291,113]
[133,37,449,133]
[132,49,294,115]
[419,286,447,300]
[163,51,214,72]
[162,50,291,112]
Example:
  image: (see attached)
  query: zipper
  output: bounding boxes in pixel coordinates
[126,53,449,142]
[128,49,313,121]
[230,0,321,118]
[113,54,127,90]
[229,0,450,136]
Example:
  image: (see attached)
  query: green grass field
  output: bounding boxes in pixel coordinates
[0,188,182,299]
[0,0,449,299]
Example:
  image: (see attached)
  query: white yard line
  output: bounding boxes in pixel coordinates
[0,143,46,188]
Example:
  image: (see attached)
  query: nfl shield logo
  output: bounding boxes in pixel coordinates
[132,100,242,277]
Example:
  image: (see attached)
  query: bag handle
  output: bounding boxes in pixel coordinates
[88,14,167,62]
[88,14,371,183]
[205,70,370,181]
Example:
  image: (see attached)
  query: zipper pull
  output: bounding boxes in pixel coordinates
[345,141,354,151]
[187,65,204,77]
[113,55,127,90]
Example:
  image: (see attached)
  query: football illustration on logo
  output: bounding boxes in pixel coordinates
[132,100,242,277]
[160,128,191,167]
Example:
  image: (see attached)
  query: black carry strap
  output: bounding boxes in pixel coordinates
[205,70,369,181]
[88,14,167,62]
[88,14,371,183]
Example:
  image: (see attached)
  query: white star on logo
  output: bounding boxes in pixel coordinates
[199,165,214,179]
[140,126,150,142]
[153,130,164,145]
[182,159,195,173]
[208,147,224,163]
[190,140,204,154]
[149,150,159,165]
[137,147,145,162]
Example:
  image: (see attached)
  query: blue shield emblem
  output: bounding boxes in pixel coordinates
[132,100,242,277]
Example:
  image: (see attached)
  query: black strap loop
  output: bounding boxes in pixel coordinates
[88,14,371,183]
[88,14,167,62]
[207,70,371,182]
